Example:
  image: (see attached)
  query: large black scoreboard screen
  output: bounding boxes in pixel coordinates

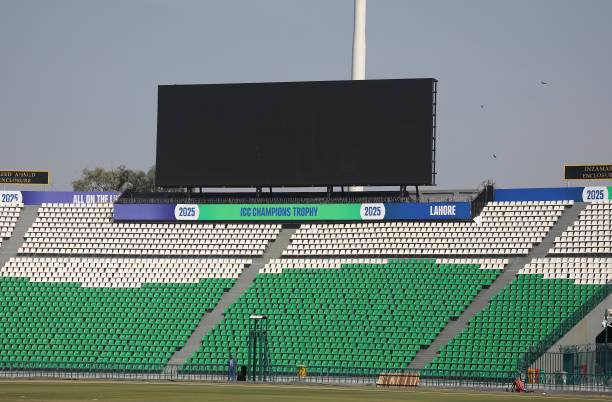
[156,78,437,187]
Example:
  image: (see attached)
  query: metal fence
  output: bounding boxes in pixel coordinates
[518,282,612,372]
[525,344,612,391]
[1,362,611,392]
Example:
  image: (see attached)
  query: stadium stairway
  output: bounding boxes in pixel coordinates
[0,205,39,269]
[407,202,588,370]
[165,227,297,369]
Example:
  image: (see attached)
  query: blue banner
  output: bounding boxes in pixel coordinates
[113,201,472,222]
[494,187,584,202]
[0,191,119,205]
[384,202,472,220]
[113,204,176,221]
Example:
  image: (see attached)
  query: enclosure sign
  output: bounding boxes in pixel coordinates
[0,170,49,185]
[565,165,612,180]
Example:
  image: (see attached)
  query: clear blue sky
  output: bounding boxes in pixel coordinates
[1,0,611,190]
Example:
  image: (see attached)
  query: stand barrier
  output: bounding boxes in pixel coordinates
[0,362,610,392]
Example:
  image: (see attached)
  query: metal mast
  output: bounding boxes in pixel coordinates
[350,0,366,193]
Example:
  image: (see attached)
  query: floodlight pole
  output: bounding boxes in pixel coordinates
[352,0,366,81]
[248,315,269,382]
[350,0,366,193]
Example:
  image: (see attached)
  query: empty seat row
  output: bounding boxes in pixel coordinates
[2,257,253,286]
[0,205,23,244]
[262,258,508,274]
[427,257,609,374]
[0,254,240,370]
[285,201,569,257]
[549,202,612,255]
[183,258,503,373]
[19,204,280,257]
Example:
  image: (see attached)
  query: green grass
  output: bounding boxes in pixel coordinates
[0,381,608,402]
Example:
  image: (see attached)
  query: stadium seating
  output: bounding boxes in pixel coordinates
[1,257,250,285]
[284,201,572,256]
[19,203,280,256]
[0,257,251,369]
[1,197,609,379]
[0,204,22,249]
[0,202,289,371]
[183,258,507,374]
[550,202,612,254]
[426,258,610,375]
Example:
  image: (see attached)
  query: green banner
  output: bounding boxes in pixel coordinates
[196,203,362,221]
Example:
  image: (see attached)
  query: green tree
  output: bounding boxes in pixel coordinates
[72,166,156,192]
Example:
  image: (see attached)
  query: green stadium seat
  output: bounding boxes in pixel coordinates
[182,259,502,374]
[425,274,604,375]
[0,275,236,371]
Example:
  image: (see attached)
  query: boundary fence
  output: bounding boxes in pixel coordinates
[0,362,610,392]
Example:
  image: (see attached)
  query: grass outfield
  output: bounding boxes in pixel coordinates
[0,381,609,402]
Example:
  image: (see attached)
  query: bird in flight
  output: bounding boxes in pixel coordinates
[540,81,548,85]
[492,154,497,159]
